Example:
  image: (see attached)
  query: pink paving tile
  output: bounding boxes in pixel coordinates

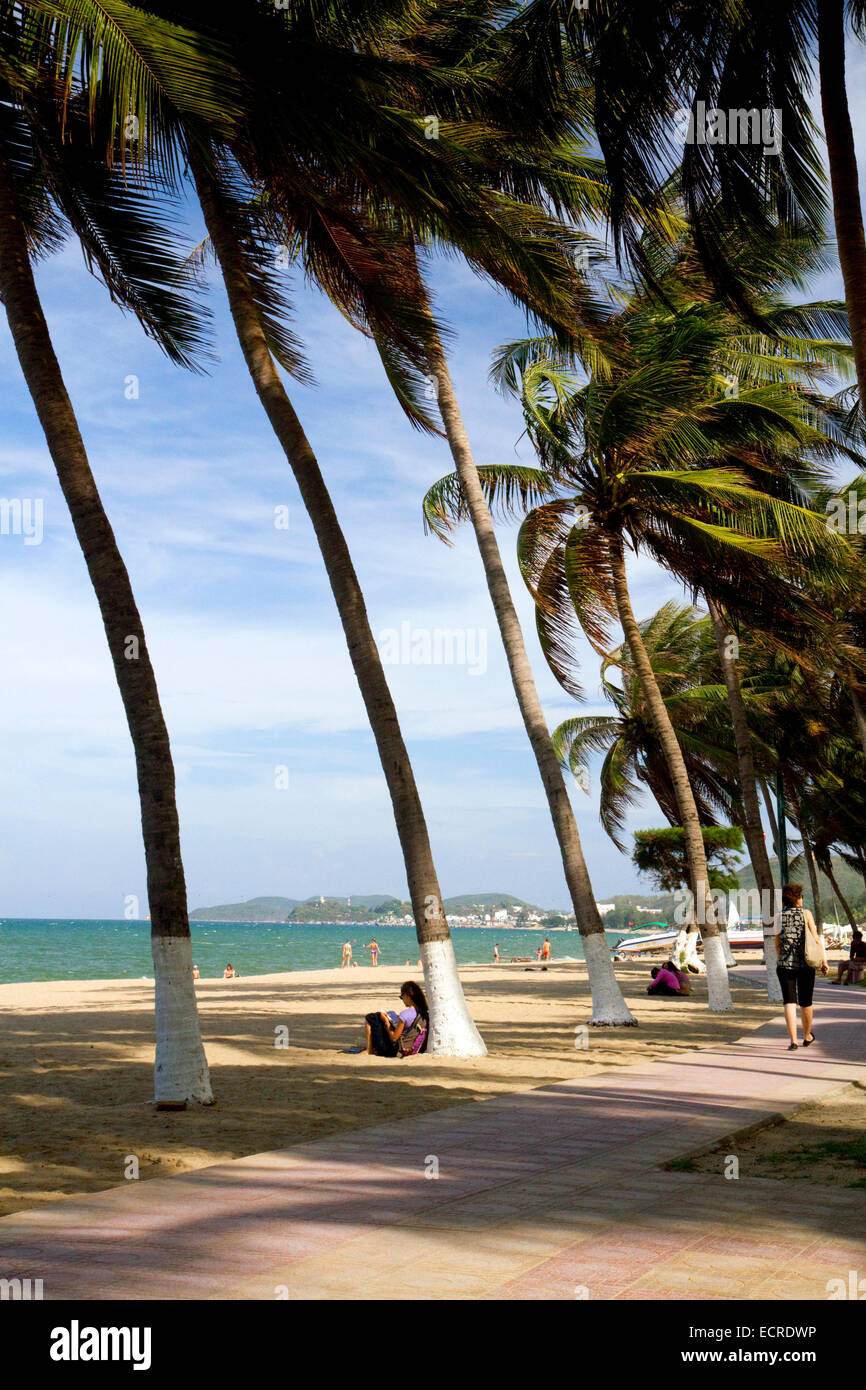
[691,1235,813,1261]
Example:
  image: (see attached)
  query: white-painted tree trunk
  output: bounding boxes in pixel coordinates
[421,939,487,1057]
[719,929,736,967]
[703,934,734,1012]
[763,928,783,1002]
[721,900,738,966]
[152,935,213,1104]
[675,926,706,974]
[583,932,637,1025]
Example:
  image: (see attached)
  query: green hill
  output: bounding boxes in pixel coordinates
[442,893,546,913]
[190,890,553,922]
[189,896,301,922]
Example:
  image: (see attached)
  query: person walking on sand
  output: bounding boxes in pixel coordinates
[542,937,551,963]
[772,882,828,1050]
[341,940,352,968]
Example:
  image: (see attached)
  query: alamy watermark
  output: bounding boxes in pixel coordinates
[672,886,785,927]
[0,497,43,545]
[379,621,488,676]
[674,103,782,156]
[826,492,866,535]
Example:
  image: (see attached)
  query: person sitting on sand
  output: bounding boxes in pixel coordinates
[663,959,691,995]
[223,963,235,980]
[647,964,683,996]
[832,928,866,985]
[364,981,429,1057]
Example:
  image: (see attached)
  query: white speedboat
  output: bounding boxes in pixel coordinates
[612,924,677,957]
[612,920,766,958]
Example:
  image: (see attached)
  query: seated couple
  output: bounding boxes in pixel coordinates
[647,961,691,997]
[365,981,429,1056]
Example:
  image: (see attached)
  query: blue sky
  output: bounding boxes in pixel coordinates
[1,51,862,920]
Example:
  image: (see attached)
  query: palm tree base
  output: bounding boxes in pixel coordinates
[420,939,487,1056]
[152,936,215,1104]
[583,932,638,1025]
[703,935,734,1012]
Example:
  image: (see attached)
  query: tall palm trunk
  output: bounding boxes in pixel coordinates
[188,151,484,1055]
[0,143,211,1104]
[849,684,866,757]
[708,601,781,1000]
[823,860,858,929]
[760,781,780,857]
[608,539,732,1010]
[421,321,635,1025]
[818,0,866,409]
[801,828,824,935]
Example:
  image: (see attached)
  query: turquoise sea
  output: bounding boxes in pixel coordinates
[0,919,630,984]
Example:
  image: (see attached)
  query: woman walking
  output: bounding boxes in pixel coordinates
[772,883,829,1050]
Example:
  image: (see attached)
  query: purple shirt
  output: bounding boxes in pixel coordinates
[651,967,680,991]
[398,1007,418,1028]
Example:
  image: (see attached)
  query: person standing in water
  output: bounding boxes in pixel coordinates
[772,882,828,1050]
[341,941,352,968]
[542,937,551,963]
[365,938,380,966]
[493,943,500,964]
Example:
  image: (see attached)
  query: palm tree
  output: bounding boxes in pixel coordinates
[417,287,636,1026]
[706,600,780,992]
[161,0,641,1035]
[0,0,242,1101]
[428,235,856,1007]
[184,147,485,1054]
[552,603,736,849]
[204,0,641,1024]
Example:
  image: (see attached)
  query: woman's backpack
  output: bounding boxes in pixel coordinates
[398,1012,428,1056]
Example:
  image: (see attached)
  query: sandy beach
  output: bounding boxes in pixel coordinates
[0,953,806,1217]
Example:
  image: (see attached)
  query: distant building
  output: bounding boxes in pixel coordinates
[493,908,508,922]
[595,903,616,916]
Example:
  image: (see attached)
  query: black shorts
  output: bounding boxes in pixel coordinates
[776,965,815,1007]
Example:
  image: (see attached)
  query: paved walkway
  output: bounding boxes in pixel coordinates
[2,969,865,1300]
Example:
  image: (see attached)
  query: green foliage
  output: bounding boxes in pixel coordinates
[633,826,745,893]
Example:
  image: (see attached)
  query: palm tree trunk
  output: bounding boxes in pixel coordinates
[825,860,858,930]
[0,143,211,1104]
[849,684,866,757]
[608,540,731,1010]
[421,320,635,1025]
[801,828,824,935]
[760,781,780,858]
[707,601,781,1000]
[188,150,484,1055]
[818,0,866,407]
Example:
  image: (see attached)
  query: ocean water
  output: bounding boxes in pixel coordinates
[0,919,630,984]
